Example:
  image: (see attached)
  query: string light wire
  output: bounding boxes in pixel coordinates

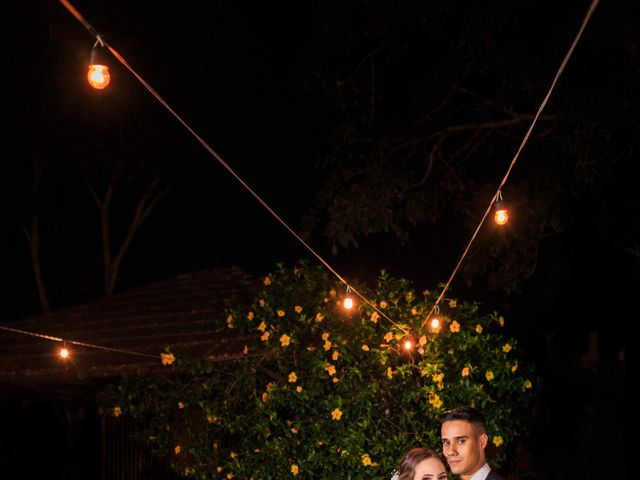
[0,0,600,360]
[420,0,600,330]
[54,1,408,345]
[0,324,159,359]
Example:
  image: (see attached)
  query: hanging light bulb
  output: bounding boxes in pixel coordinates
[58,342,71,360]
[493,190,509,226]
[403,338,414,351]
[429,305,441,332]
[87,39,111,90]
[343,285,354,310]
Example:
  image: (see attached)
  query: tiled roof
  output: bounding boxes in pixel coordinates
[0,267,259,393]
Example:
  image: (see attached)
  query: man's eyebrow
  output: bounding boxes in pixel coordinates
[442,435,469,441]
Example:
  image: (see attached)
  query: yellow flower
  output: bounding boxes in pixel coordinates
[243,345,249,355]
[370,311,379,323]
[502,343,512,353]
[329,289,337,298]
[331,408,343,420]
[324,340,332,351]
[291,464,299,475]
[450,320,461,333]
[288,372,298,383]
[493,436,504,447]
[247,311,254,320]
[361,344,370,351]
[332,377,340,383]
[226,314,234,326]
[257,321,267,332]
[315,312,324,322]
[226,474,234,480]
[174,445,181,455]
[178,401,185,409]
[432,372,444,383]
[428,392,443,409]
[411,307,419,316]
[325,364,336,376]
[511,363,518,373]
[280,334,291,347]
[384,331,394,342]
[207,414,218,424]
[263,277,271,286]
[405,291,414,302]
[277,309,285,317]
[461,367,470,377]
[160,353,175,366]
[523,379,533,389]
[112,406,122,417]
[261,392,268,403]
[386,367,394,379]
[448,299,458,308]
[296,386,303,392]
[260,331,270,342]
[217,466,223,472]
[294,305,302,314]
[332,350,340,361]
[419,335,427,346]
[379,300,388,309]
[361,454,373,466]
[475,324,483,334]
[258,299,266,307]
[230,451,238,459]
[498,315,505,327]
[485,370,495,381]
[321,332,330,341]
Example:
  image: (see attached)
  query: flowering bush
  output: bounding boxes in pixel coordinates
[99,261,536,479]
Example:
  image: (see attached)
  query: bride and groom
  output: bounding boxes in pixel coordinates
[392,406,506,480]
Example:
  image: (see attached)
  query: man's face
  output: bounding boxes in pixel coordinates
[441,419,487,478]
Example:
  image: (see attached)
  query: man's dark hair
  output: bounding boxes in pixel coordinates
[439,405,487,434]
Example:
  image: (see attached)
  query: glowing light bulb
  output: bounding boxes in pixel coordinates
[343,297,354,310]
[430,318,440,330]
[59,346,70,359]
[494,206,509,225]
[87,42,111,90]
[87,64,110,90]
[403,339,413,351]
[493,191,509,225]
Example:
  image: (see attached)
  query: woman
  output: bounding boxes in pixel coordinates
[393,447,448,480]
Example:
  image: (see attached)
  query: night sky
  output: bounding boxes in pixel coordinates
[2,0,636,477]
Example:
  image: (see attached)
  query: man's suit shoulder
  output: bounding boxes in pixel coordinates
[487,471,507,480]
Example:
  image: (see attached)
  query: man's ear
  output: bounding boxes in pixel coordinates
[479,432,488,450]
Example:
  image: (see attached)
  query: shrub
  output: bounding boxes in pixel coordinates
[99,261,536,479]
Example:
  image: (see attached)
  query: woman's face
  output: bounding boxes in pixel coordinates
[412,457,448,480]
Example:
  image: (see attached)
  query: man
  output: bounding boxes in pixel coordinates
[440,406,506,480]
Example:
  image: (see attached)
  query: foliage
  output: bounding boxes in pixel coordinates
[99,261,537,479]
[296,1,635,292]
